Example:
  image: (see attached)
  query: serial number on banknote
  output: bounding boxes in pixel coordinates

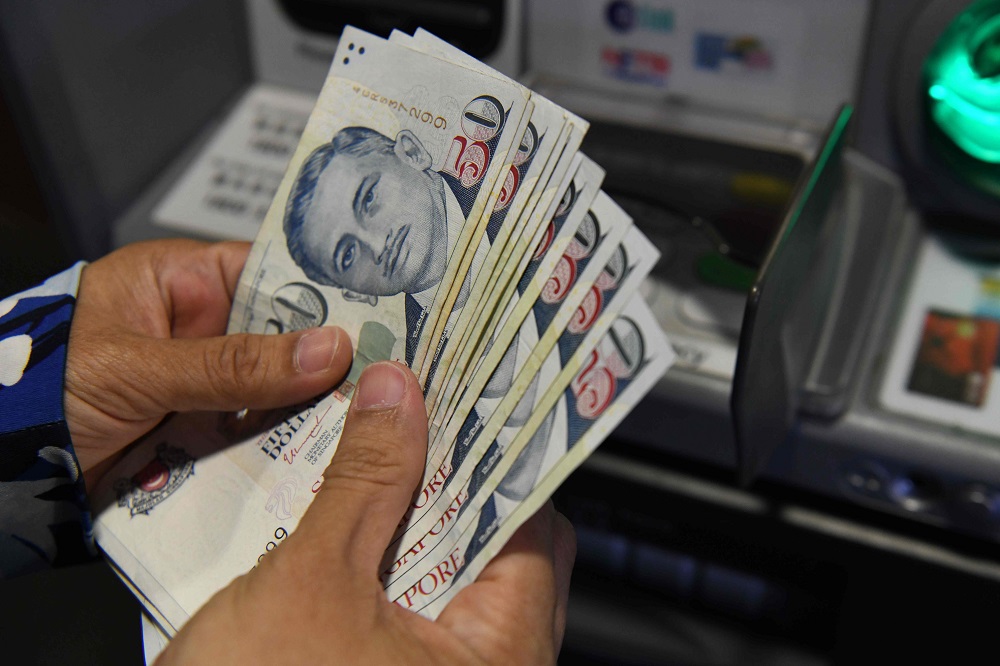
[252,526,289,569]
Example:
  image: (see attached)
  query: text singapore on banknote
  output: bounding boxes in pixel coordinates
[91,26,675,636]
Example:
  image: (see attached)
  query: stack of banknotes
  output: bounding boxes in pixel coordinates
[92,26,675,636]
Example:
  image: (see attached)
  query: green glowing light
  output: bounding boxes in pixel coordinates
[924,0,1000,163]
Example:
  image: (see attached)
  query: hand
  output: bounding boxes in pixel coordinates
[157,361,577,665]
[65,239,353,489]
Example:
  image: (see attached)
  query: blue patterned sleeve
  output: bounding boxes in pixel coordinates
[0,262,96,577]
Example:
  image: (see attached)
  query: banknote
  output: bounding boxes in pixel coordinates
[227,26,531,377]
[422,152,588,434]
[426,126,579,383]
[393,29,589,393]
[384,296,675,615]
[427,155,605,441]
[421,128,587,418]
[382,188,631,555]
[389,219,659,560]
[423,158,607,481]
[92,26,675,638]
[430,188,633,458]
[93,322,393,633]
[95,408,335,633]
[381,221,659,583]
[449,233,661,514]
[407,101,536,377]
[410,27,588,311]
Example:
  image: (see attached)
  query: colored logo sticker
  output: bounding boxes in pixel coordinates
[606,0,674,34]
[695,33,773,72]
[601,46,670,86]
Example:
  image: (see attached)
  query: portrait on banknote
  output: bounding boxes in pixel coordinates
[284,126,454,303]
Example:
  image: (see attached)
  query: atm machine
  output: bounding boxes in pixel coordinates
[4,0,1000,663]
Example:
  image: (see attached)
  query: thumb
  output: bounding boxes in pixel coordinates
[297,361,427,580]
[131,325,353,414]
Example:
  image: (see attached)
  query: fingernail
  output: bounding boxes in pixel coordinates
[354,362,407,409]
[295,328,340,374]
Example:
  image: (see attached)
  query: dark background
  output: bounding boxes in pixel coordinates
[0,92,72,298]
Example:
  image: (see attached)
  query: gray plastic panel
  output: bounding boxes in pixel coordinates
[732,106,852,485]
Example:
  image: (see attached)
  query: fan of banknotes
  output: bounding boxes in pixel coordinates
[92,26,675,636]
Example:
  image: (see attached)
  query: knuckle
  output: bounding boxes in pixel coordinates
[208,335,268,400]
[68,336,150,410]
[325,427,412,491]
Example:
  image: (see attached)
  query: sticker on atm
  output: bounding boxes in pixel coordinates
[907,309,1000,407]
[694,33,773,72]
[601,46,670,86]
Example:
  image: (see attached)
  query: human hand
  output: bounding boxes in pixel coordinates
[65,239,353,490]
[157,361,577,665]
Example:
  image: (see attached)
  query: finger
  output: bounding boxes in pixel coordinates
[157,241,252,338]
[79,239,251,340]
[122,325,353,414]
[300,361,427,576]
[206,241,253,296]
[437,502,560,662]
